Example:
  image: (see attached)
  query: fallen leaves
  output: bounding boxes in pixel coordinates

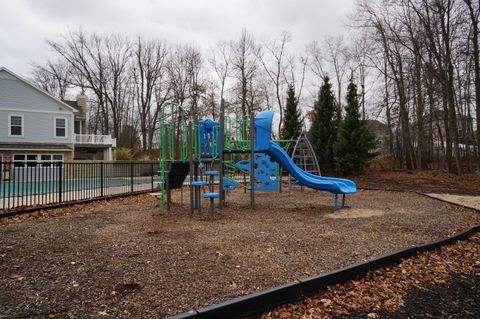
[261,233,480,319]
[0,194,158,225]
[9,274,24,281]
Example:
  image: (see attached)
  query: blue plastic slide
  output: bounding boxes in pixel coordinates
[253,110,357,195]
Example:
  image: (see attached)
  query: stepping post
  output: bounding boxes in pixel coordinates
[191,181,208,214]
[342,194,345,208]
[333,194,338,211]
[203,171,219,218]
[197,190,201,213]
[209,197,214,218]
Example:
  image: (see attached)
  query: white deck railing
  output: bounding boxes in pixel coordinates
[75,134,117,147]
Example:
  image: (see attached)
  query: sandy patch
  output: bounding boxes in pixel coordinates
[326,208,386,219]
[426,193,480,210]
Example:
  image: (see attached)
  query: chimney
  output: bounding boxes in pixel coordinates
[76,94,87,116]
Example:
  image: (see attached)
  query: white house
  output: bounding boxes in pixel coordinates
[0,67,116,178]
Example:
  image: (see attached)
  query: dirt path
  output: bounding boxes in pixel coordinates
[1,189,479,318]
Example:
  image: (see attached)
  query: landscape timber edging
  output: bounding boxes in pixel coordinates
[417,192,480,212]
[0,189,154,219]
[168,190,480,319]
[359,187,480,213]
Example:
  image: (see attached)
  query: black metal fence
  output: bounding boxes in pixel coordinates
[0,161,160,215]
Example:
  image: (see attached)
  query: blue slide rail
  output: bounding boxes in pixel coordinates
[253,110,357,195]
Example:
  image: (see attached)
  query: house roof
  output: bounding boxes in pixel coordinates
[0,66,78,113]
[0,143,73,151]
[63,100,80,111]
[365,119,388,131]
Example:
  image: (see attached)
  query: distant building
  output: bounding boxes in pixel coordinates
[365,119,390,154]
[428,109,476,146]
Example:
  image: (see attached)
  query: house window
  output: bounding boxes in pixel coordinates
[41,154,64,167]
[55,118,66,137]
[14,154,64,168]
[9,115,23,136]
[13,154,26,167]
[13,154,37,167]
[26,155,38,167]
[52,155,64,166]
[41,155,52,167]
[74,120,81,134]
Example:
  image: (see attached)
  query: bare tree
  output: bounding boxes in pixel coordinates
[462,0,480,154]
[350,34,371,120]
[48,30,112,135]
[307,41,328,80]
[31,60,72,99]
[186,45,205,120]
[259,30,291,134]
[324,35,350,108]
[103,34,132,141]
[167,45,190,106]
[209,41,231,102]
[230,29,262,116]
[132,37,169,151]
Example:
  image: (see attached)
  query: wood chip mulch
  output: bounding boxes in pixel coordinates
[261,232,480,319]
[355,169,480,195]
[0,194,158,225]
[1,177,480,318]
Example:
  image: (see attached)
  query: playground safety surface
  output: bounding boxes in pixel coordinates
[1,172,480,318]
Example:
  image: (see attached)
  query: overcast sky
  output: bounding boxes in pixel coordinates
[0,0,354,76]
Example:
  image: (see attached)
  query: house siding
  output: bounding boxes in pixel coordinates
[0,109,74,144]
[0,69,75,144]
[0,70,73,113]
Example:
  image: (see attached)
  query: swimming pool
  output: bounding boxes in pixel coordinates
[0,177,161,197]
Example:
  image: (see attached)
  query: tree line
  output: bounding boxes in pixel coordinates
[31,29,368,151]
[31,0,479,174]
[283,76,375,175]
[355,0,480,173]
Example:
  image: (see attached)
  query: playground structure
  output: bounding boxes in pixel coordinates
[158,101,357,215]
[287,132,321,193]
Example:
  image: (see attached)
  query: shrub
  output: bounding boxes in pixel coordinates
[116,147,134,160]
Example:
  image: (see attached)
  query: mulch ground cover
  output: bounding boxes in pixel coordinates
[354,169,480,195]
[262,232,480,319]
[1,184,480,318]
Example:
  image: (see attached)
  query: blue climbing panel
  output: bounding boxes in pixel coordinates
[223,177,241,191]
[234,153,279,191]
[198,119,220,157]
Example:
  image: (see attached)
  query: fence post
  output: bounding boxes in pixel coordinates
[100,162,104,197]
[130,162,134,193]
[151,162,154,190]
[58,162,63,203]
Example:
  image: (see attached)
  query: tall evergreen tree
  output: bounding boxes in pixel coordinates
[308,76,338,173]
[334,79,376,175]
[281,84,303,141]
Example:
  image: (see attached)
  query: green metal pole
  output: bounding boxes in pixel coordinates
[159,103,166,213]
[188,122,194,215]
[249,112,255,209]
[219,99,225,208]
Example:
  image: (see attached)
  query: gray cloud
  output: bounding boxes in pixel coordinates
[0,0,354,75]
